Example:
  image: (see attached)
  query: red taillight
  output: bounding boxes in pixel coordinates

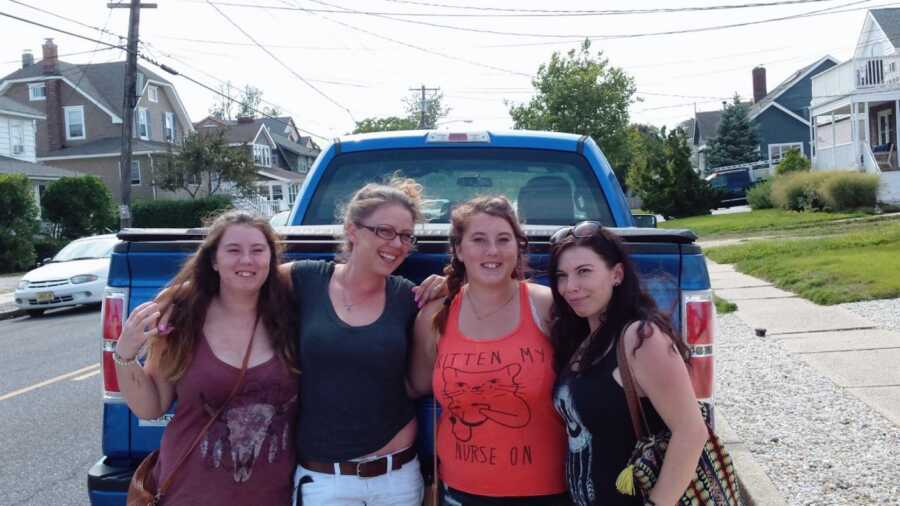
[682,291,715,402]
[101,287,128,399]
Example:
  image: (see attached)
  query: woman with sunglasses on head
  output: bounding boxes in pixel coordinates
[280,177,444,506]
[409,196,569,505]
[548,222,708,506]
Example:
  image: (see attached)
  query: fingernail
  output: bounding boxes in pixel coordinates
[158,323,171,333]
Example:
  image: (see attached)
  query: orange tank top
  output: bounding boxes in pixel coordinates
[432,282,567,497]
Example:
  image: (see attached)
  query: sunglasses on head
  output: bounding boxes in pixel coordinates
[549,221,604,244]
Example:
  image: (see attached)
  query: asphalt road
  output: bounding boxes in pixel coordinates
[0,305,103,505]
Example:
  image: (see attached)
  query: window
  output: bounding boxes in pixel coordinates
[272,184,284,201]
[148,85,158,102]
[303,148,614,226]
[64,106,85,140]
[130,160,141,185]
[288,183,299,203]
[28,82,46,101]
[10,122,25,155]
[768,142,804,164]
[164,112,175,142]
[137,108,149,140]
[136,73,145,96]
[253,144,272,167]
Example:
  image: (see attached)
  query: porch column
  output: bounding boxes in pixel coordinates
[831,111,837,168]
[851,102,858,169]
[895,100,899,170]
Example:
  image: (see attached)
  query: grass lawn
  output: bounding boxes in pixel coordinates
[714,295,737,314]
[659,209,870,238]
[705,220,900,304]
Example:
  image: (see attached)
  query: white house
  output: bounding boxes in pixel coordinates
[809,8,900,203]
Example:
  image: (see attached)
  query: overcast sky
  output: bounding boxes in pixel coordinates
[0,0,890,141]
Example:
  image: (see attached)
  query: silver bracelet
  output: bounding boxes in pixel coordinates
[112,345,139,366]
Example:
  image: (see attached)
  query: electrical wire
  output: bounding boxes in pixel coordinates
[377,0,845,14]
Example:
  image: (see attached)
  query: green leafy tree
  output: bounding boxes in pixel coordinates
[210,82,280,120]
[705,95,761,170]
[41,175,116,240]
[157,131,258,198]
[352,116,418,134]
[0,173,39,271]
[775,148,810,175]
[508,39,637,183]
[627,127,721,219]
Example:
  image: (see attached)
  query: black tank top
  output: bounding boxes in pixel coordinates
[553,334,665,506]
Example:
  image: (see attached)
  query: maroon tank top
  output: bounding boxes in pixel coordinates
[152,334,298,505]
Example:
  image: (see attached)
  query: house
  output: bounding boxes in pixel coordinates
[194,115,317,215]
[0,95,80,213]
[0,39,195,203]
[808,8,900,203]
[686,56,838,175]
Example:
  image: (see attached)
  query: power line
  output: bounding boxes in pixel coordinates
[1,46,119,65]
[183,0,845,17]
[205,0,356,121]
[7,0,125,42]
[377,0,845,14]
[273,0,532,77]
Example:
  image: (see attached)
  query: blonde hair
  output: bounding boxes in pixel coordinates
[339,175,423,254]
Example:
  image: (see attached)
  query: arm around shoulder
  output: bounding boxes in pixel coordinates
[407,299,443,398]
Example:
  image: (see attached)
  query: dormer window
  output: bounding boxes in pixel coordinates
[253,144,271,167]
[148,85,158,103]
[28,82,46,101]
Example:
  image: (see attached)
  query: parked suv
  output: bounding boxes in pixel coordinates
[706,168,753,207]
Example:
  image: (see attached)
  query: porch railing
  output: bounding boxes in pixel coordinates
[813,142,856,170]
[811,55,900,108]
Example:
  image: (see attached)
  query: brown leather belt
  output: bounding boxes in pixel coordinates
[299,446,417,478]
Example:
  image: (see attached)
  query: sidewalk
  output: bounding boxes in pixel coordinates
[708,259,900,504]
[0,273,23,319]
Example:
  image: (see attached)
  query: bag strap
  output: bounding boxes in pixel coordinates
[616,321,652,439]
[156,313,262,498]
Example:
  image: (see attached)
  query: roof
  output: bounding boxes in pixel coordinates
[1,61,172,119]
[271,132,319,157]
[749,56,838,120]
[694,110,723,144]
[39,137,173,159]
[257,165,305,182]
[197,121,262,144]
[195,117,318,155]
[871,8,900,49]
[0,155,81,179]
[260,116,296,137]
[0,96,44,118]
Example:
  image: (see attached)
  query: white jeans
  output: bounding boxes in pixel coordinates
[292,453,424,506]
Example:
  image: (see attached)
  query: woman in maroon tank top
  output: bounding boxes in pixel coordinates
[114,211,299,504]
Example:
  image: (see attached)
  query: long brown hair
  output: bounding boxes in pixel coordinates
[152,210,297,382]
[548,226,689,373]
[432,195,528,334]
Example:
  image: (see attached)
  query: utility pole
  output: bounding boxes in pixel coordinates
[409,84,440,129]
[109,1,156,228]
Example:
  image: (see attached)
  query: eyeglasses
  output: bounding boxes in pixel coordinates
[356,223,417,245]
[549,221,603,244]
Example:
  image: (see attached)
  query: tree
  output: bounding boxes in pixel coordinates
[352,116,418,134]
[352,90,449,133]
[705,95,761,171]
[627,127,721,219]
[157,131,258,198]
[775,148,810,175]
[41,175,116,240]
[0,173,39,271]
[508,39,637,183]
[209,82,280,120]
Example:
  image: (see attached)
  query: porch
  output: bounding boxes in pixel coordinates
[811,99,900,173]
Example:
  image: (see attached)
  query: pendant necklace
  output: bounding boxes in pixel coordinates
[466,285,517,321]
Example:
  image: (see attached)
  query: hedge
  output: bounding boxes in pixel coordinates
[746,179,774,209]
[132,195,233,228]
[0,173,39,272]
[769,171,879,212]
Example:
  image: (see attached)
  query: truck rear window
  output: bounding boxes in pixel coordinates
[303,148,613,226]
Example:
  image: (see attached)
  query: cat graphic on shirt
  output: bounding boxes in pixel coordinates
[442,363,532,442]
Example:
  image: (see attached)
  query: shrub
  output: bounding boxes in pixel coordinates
[41,175,116,239]
[0,173,39,272]
[132,195,233,228]
[775,148,811,175]
[770,172,828,211]
[819,172,879,211]
[746,179,773,209]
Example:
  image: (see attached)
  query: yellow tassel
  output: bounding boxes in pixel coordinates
[616,465,636,496]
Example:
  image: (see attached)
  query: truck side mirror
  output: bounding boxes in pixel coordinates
[632,214,657,228]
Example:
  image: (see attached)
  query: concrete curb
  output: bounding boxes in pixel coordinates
[0,303,25,321]
[716,410,787,506]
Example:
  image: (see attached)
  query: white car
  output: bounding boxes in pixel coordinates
[14,234,118,317]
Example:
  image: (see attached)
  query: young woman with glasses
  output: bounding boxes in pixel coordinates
[281,177,445,506]
[409,196,570,505]
[548,222,708,506]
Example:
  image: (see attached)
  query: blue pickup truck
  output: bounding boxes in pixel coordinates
[87,130,716,504]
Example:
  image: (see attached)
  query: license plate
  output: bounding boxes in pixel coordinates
[36,291,54,302]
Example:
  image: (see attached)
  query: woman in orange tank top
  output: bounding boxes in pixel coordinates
[409,196,570,505]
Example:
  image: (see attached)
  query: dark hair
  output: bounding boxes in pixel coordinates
[152,210,297,381]
[339,176,423,257]
[432,195,528,334]
[548,226,689,372]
